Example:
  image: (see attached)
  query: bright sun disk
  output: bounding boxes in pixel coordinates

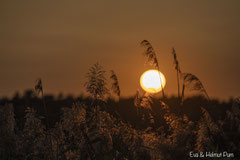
[140,70,166,93]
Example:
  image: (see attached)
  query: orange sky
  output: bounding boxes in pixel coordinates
[0,0,240,100]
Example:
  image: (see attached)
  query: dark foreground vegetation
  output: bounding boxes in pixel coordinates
[0,91,240,160]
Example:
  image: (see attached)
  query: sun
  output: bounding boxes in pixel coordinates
[140,70,166,93]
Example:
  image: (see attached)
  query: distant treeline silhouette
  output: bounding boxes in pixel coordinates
[0,91,235,130]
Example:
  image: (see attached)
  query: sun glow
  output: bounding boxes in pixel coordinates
[140,70,166,93]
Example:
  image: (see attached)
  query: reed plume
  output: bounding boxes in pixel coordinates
[172,48,181,101]
[141,40,159,68]
[134,90,153,112]
[110,70,120,97]
[181,73,209,103]
[140,40,165,98]
[85,62,109,100]
[35,78,43,94]
[140,92,153,110]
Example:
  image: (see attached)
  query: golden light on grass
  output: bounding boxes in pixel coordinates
[140,70,166,93]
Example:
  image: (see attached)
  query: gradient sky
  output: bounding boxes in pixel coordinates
[0,0,240,100]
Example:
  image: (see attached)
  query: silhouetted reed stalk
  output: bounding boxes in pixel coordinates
[141,40,165,98]
[170,48,210,105]
[109,70,122,117]
[35,78,54,159]
[84,63,113,159]
[181,73,210,103]
[172,48,181,102]
[110,70,121,100]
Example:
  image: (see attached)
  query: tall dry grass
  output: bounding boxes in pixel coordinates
[84,63,109,101]
[170,47,210,104]
[140,40,165,98]
[110,70,121,98]
[172,47,181,101]
[181,73,209,103]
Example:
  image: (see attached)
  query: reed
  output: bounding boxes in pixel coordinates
[140,92,153,110]
[34,78,54,159]
[110,70,121,98]
[84,62,109,101]
[140,40,165,98]
[181,73,210,103]
[171,48,181,102]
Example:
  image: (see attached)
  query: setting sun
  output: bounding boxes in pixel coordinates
[140,70,166,93]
